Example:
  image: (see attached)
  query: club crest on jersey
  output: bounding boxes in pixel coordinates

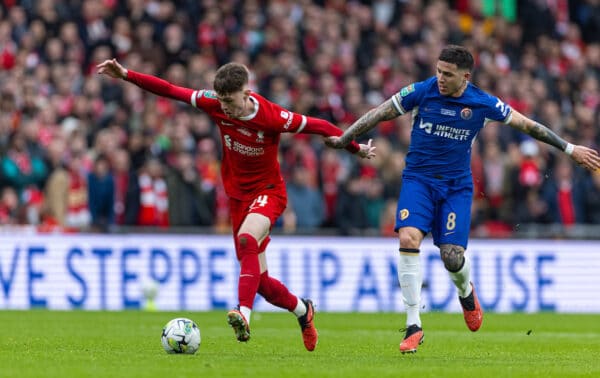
[399,209,409,220]
[460,107,473,120]
[256,130,265,143]
[400,84,415,97]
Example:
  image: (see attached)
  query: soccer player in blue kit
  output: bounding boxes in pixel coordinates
[327,45,600,353]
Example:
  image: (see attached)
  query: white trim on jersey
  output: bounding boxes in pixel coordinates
[295,115,307,133]
[485,111,513,126]
[391,94,407,115]
[191,90,199,107]
[504,110,513,124]
[238,96,259,121]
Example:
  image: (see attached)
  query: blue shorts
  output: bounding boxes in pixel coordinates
[395,173,473,248]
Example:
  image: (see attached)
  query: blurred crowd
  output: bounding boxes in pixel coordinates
[0,0,599,236]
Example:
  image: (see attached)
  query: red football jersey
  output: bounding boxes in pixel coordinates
[125,70,359,201]
[192,90,308,200]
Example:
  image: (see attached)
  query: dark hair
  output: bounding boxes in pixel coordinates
[438,45,474,71]
[213,62,249,94]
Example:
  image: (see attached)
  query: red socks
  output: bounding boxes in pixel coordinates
[237,233,261,309]
[236,233,297,312]
[258,272,297,311]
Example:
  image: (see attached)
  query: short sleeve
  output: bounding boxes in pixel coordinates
[390,79,430,115]
[484,94,512,124]
[191,89,220,111]
[275,109,307,133]
[253,96,307,133]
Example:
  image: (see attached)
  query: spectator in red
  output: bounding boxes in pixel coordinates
[65,151,91,230]
[136,158,169,227]
[319,148,345,226]
[0,187,19,224]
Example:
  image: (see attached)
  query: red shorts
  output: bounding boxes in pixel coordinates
[229,189,287,254]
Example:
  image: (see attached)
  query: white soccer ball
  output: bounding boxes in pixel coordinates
[161,318,201,354]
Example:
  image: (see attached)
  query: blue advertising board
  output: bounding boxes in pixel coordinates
[1,235,598,313]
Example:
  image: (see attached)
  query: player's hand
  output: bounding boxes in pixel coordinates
[325,136,346,149]
[357,139,376,159]
[570,145,600,171]
[96,59,127,80]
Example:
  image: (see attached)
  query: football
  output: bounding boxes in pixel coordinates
[161,318,201,354]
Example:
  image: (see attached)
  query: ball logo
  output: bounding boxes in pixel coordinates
[460,108,472,120]
[202,90,217,99]
[399,209,409,220]
[400,84,415,97]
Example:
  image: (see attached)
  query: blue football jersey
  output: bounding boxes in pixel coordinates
[391,76,512,177]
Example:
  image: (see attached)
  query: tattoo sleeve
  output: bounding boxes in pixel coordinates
[339,98,400,145]
[509,115,567,151]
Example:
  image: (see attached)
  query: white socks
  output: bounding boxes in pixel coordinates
[240,306,252,325]
[293,297,307,317]
[398,252,422,327]
[448,255,472,298]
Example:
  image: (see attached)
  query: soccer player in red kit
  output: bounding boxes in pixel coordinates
[97,59,375,351]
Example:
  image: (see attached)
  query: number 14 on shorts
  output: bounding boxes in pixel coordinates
[250,195,269,209]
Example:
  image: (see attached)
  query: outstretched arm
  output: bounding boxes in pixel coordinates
[508,110,600,171]
[96,59,194,103]
[302,116,376,159]
[96,58,128,79]
[325,98,401,149]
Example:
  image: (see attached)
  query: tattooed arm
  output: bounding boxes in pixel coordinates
[507,110,567,150]
[325,98,401,148]
[508,110,600,171]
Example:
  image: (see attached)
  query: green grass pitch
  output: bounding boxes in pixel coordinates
[1,311,599,377]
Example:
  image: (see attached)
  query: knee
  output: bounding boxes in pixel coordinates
[238,233,249,248]
[237,233,257,248]
[236,233,259,260]
[440,244,465,272]
[399,229,420,249]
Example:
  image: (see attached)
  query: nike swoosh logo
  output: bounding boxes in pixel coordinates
[444,231,455,236]
[222,121,234,126]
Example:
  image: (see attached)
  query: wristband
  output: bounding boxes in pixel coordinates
[564,143,575,156]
